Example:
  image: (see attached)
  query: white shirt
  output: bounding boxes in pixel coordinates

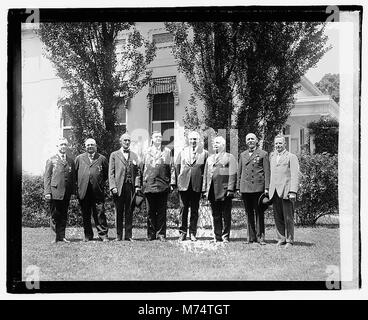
[59,153,66,161]
[120,147,130,160]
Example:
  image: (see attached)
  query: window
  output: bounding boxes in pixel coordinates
[282,125,291,151]
[300,128,305,146]
[152,32,174,44]
[115,100,127,135]
[151,93,174,148]
[61,108,73,141]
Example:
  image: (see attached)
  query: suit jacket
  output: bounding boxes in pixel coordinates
[141,145,174,194]
[269,150,300,200]
[237,148,270,193]
[44,154,76,200]
[75,152,108,201]
[202,151,237,201]
[174,146,208,192]
[109,150,141,197]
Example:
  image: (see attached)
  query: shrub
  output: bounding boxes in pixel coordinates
[22,172,49,227]
[307,116,339,155]
[295,152,338,225]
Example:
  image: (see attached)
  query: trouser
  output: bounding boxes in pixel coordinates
[145,192,169,239]
[50,194,71,241]
[272,191,294,244]
[114,183,134,240]
[179,183,201,236]
[79,183,108,240]
[242,192,264,242]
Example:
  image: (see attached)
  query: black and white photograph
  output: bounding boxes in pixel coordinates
[3,1,366,299]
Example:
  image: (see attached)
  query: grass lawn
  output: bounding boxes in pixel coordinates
[22,225,340,282]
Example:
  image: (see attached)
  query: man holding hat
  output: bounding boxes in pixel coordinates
[75,138,109,242]
[237,133,270,245]
[109,133,141,241]
[269,135,300,248]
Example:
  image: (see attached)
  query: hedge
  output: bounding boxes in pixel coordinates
[295,152,338,225]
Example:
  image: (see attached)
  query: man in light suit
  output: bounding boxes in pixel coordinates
[202,136,237,243]
[174,131,208,241]
[237,133,270,245]
[269,135,300,248]
[75,138,109,242]
[44,137,76,243]
[109,133,141,241]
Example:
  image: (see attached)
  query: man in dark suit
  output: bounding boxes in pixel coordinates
[202,136,237,243]
[109,133,141,241]
[237,133,270,245]
[75,138,109,242]
[174,131,208,241]
[269,135,300,248]
[141,131,174,242]
[44,137,76,243]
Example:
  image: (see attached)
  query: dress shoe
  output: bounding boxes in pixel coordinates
[190,234,197,242]
[178,234,186,241]
[125,238,135,242]
[102,238,109,242]
[245,240,255,244]
[258,240,266,245]
[285,243,293,248]
[277,240,286,246]
[158,235,167,242]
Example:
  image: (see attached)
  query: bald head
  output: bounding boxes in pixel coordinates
[85,138,97,154]
[246,133,258,151]
[213,136,225,153]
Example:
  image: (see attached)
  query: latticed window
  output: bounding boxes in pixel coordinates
[148,76,178,149]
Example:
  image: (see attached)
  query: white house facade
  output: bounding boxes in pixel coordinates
[21,22,339,175]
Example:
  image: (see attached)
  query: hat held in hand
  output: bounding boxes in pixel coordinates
[130,189,145,211]
[258,193,271,212]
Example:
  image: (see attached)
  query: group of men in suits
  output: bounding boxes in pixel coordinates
[44,131,299,247]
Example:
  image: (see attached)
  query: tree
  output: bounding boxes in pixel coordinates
[166,22,329,153]
[235,22,330,152]
[39,22,156,156]
[315,73,339,104]
[165,22,242,133]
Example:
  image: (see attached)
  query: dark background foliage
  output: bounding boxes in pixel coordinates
[307,116,339,155]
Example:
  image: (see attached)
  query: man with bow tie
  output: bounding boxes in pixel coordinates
[44,137,76,243]
[237,133,270,245]
[173,131,208,241]
[109,133,141,241]
[269,135,300,248]
[202,136,237,243]
[75,138,109,242]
